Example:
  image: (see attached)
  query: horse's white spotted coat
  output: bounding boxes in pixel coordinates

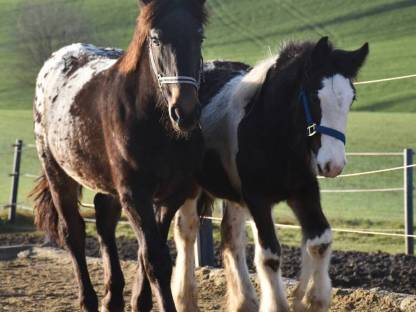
[34,43,121,192]
[201,57,276,192]
[316,74,354,177]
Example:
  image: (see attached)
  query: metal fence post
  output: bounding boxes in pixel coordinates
[194,199,215,267]
[404,148,414,255]
[8,139,23,224]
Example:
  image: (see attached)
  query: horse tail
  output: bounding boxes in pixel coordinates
[29,175,60,244]
[197,191,215,220]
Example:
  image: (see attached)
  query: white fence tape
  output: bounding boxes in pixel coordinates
[321,187,403,193]
[318,164,416,179]
[355,74,416,85]
[203,216,416,239]
[11,204,415,239]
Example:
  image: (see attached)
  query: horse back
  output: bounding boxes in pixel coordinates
[34,43,123,193]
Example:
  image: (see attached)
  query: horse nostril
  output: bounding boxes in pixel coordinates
[170,106,181,123]
[325,162,331,173]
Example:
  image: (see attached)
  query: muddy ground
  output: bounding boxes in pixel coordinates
[1,233,415,295]
[0,247,415,312]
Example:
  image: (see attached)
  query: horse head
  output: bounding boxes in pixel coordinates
[302,37,369,177]
[143,0,207,133]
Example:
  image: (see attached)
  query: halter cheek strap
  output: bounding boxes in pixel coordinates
[148,43,202,90]
[299,88,346,145]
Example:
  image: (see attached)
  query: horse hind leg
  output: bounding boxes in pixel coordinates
[94,193,125,312]
[289,196,332,312]
[172,197,200,312]
[33,155,98,312]
[221,201,258,311]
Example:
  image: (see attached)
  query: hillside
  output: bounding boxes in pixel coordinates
[0,0,415,110]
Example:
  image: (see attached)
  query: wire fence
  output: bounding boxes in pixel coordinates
[1,139,415,255]
[201,216,416,239]
[1,70,416,255]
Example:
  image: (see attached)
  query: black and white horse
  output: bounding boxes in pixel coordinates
[172,37,369,312]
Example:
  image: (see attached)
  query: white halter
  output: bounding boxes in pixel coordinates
[148,42,202,90]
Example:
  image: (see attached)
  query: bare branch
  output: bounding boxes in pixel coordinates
[14,0,94,86]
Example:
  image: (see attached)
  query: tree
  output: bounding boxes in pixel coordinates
[14,0,94,86]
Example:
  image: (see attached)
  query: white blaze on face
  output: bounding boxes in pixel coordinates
[316,74,354,177]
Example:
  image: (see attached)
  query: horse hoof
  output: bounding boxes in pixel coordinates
[292,300,307,312]
[305,292,331,312]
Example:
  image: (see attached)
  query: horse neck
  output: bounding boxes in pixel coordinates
[118,48,167,124]
[249,60,316,164]
[260,66,304,135]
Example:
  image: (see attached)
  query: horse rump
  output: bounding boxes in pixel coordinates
[29,175,60,244]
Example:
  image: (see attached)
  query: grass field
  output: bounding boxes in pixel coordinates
[0,0,415,253]
[0,0,416,110]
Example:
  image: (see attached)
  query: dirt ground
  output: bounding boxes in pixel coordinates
[0,247,415,312]
[1,233,415,295]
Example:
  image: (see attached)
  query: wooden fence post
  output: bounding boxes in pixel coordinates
[404,148,414,255]
[8,139,23,224]
[194,199,215,267]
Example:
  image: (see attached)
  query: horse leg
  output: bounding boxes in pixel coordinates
[221,200,258,311]
[130,256,153,312]
[289,189,332,312]
[43,158,98,311]
[245,196,289,312]
[172,198,200,312]
[117,183,176,312]
[94,193,125,312]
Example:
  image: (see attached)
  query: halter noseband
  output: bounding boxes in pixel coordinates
[148,42,203,90]
[299,88,346,145]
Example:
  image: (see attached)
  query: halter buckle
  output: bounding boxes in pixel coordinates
[307,124,317,137]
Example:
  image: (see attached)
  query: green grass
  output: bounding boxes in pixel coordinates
[0,0,416,110]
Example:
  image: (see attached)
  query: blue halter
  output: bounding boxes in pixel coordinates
[299,88,346,145]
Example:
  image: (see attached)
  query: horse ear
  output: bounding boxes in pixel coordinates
[311,36,331,62]
[333,42,369,77]
[349,42,369,70]
[139,0,153,6]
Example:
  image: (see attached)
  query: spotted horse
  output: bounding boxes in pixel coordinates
[30,0,207,311]
[173,37,369,312]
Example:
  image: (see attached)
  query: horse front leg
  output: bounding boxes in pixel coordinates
[131,195,192,312]
[221,200,258,311]
[245,195,289,312]
[288,185,332,312]
[117,182,176,312]
[94,193,125,312]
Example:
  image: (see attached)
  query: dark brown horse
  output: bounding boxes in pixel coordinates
[30,0,207,311]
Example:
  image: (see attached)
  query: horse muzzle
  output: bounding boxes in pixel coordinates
[169,99,201,132]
